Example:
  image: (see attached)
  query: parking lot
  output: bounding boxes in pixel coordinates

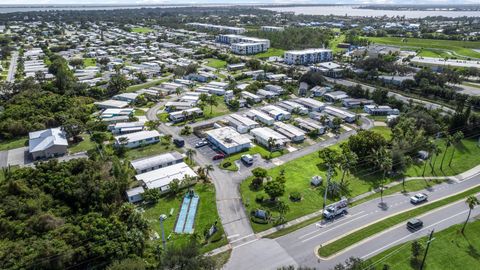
[183,134,222,163]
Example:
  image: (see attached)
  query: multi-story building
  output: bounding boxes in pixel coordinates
[186,23,245,34]
[284,49,333,65]
[216,34,270,55]
[261,26,285,32]
[231,42,268,55]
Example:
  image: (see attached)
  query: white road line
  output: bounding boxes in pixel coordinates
[230,233,255,243]
[298,211,366,240]
[232,238,258,249]
[227,234,240,239]
[301,213,370,243]
[361,208,469,259]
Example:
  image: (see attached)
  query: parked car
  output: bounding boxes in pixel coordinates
[173,138,185,148]
[410,193,428,204]
[212,153,225,160]
[241,154,254,165]
[195,139,209,148]
[407,218,423,231]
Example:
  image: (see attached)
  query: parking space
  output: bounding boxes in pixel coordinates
[6,147,30,166]
[184,134,221,162]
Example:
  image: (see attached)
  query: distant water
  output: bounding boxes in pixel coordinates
[262,5,480,18]
[0,5,202,13]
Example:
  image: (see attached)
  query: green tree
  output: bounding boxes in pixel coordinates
[264,179,285,201]
[143,188,162,204]
[206,95,218,115]
[462,196,479,234]
[159,238,215,269]
[107,71,129,96]
[339,144,358,184]
[448,131,464,167]
[185,148,196,164]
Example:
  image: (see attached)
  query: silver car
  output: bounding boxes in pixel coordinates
[410,193,428,204]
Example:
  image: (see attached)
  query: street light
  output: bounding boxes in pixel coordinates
[159,214,167,250]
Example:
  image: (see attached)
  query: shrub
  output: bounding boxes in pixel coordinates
[222,161,232,168]
[255,194,264,203]
[251,177,263,190]
[289,191,302,202]
[209,227,224,242]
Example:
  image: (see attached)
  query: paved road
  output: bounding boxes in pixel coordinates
[225,172,480,269]
[6,51,18,82]
[325,78,455,114]
[449,83,480,97]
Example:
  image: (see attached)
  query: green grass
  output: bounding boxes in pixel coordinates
[370,126,392,141]
[253,48,285,59]
[367,37,480,59]
[0,137,27,151]
[211,250,232,269]
[134,109,146,116]
[318,185,480,257]
[219,146,285,171]
[125,139,179,160]
[205,58,227,69]
[241,125,480,233]
[369,219,480,270]
[126,78,169,92]
[83,58,97,67]
[329,34,346,53]
[405,139,480,178]
[142,184,228,253]
[131,27,154,33]
[203,95,231,118]
[68,134,95,153]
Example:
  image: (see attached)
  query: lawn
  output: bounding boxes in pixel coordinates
[203,95,232,118]
[134,109,146,116]
[131,27,154,33]
[68,134,96,153]
[125,139,180,160]
[126,78,169,92]
[366,37,480,59]
[205,58,227,69]
[318,185,480,257]
[83,58,97,67]
[405,139,480,178]
[219,146,286,171]
[329,34,346,53]
[0,137,28,151]
[253,48,285,59]
[240,125,480,233]
[370,126,392,141]
[369,220,480,270]
[142,183,228,253]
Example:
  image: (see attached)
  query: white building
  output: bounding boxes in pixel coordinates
[324,106,357,123]
[114,130,162,148]
[136,162,197,192]
[187,23,245,34]
[126,186,145,203]
[295,98,326,112]
[295,118,326,135]
[261,105,292,121]
[225,114,260,134]
[130,151,185,174]
[29,128,68,160]
[231,43,269,55]
[273,122,305,142]
[261,26,285,32]
[168,108,204,123]
[284,49,333,65]
[250,127,289,150]
[94,99,130,109]
[364,105,400,116]
[108,121,145,134]
[206,127,252,155]
[247,109,275,126]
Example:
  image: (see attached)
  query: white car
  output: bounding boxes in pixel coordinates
[195,139,209,148]
[410,193,428,204]
[241,154,254,165]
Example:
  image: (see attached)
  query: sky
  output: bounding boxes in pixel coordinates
[1,0,478,6]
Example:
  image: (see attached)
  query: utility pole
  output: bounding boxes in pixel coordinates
[159,214,167,250]
[420,229,435,270]
[323,166,333,213]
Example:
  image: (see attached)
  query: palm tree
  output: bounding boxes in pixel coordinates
[185,148,196,165]
[422,140,435,177]
[372,147,392,203]
[205,164,214,178]
[462,196,479,234]
[439,134,453,171]
[182,110,189,124]
[448,131,464,167]
[267,137,277,158]
[430,145,442,174]
[276,200,290,224]
[207,95,218,115]
[339,144,358,184]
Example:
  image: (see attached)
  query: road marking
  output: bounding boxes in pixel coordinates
[227,234,240,239]
[301,213,370,243]
[230,233,255,243]
[298,211,366,240]
[361,208,470,259]
[232,238,258,249]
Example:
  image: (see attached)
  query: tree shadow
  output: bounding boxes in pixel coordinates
[378,202,389,211]
[467,244,480,260]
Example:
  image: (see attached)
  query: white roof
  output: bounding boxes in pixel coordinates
[250,127,289,143]
[29,127,68,153]
[114,92,139,100]
[136,162,197,189]
[274,122,305,137]
[115,130,161,143]
[126,186,145,197]
[131,152,184,172]
[286,48,332,55]
[94,99,130,108]
[206,127,251,148]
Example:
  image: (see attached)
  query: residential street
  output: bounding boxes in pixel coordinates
[225,169,480,269]
[6,51,18,82]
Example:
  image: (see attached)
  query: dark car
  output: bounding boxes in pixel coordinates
[173,138,185,148]
[212,153,225,160]
[407,218,423,231]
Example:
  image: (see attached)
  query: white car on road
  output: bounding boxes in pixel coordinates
[410,193,428,204]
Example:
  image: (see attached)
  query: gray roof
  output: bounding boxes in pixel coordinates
[130,152,184,172]
[29,127,68,153]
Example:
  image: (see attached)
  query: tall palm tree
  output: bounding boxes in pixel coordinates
[462,196,479,234]
[372,147,392,203]
[185,148,196,165]
[205,164,214,177]
[207,95,218,115]
[339,144,358,184]
[430,144,441,174]
[448,131,464,167]
[267,137,277,158]
[439,134,453,171]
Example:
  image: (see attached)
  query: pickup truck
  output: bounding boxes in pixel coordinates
[323,198,348,219]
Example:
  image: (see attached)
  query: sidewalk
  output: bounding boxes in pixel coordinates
[206,165,480,256]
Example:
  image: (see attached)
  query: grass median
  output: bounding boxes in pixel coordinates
[318,185,480,258]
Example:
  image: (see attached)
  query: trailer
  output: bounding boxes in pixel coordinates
[323,197,348,219]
